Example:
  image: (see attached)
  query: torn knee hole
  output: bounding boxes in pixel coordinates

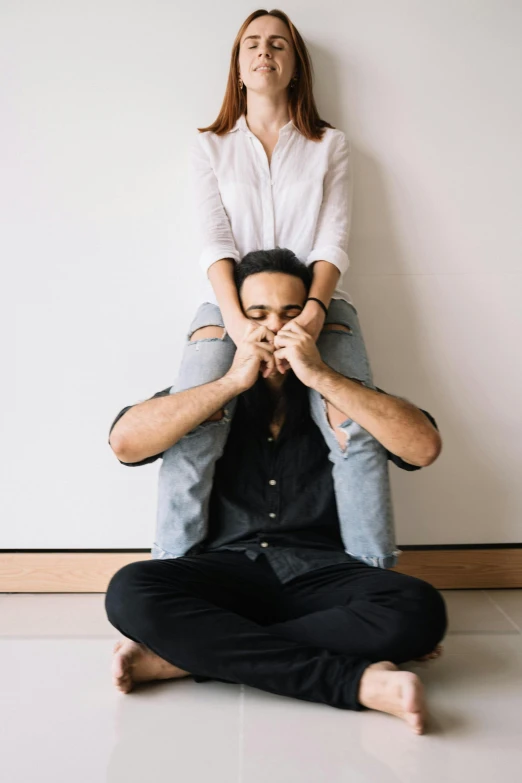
[321,323,352,334]
[204,409,224,422]
[190,326,225,341]
[325,400,350,451]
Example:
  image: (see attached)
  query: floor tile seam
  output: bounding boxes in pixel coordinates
[482,590,521,633]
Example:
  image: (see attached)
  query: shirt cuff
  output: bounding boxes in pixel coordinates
[306,246,349,277]
[199,246,241,276]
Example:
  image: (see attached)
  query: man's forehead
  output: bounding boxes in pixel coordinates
[241,273,306,302]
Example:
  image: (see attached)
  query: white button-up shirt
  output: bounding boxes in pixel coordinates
[188,113,353,305]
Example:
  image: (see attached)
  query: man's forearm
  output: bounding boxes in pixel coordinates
[312,365,441,466]
[110,375,241,464]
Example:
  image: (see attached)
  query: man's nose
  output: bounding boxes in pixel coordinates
[266,317,284,333]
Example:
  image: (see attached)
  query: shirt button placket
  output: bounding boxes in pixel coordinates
[267,429,279,522]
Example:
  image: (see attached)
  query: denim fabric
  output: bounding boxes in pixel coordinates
[153,299,401,569]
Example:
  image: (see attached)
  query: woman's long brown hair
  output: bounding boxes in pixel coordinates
[197,8,335,141]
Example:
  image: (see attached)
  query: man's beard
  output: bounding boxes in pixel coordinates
[237,369,309,435]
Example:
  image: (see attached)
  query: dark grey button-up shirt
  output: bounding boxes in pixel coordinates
[109,376,437,584]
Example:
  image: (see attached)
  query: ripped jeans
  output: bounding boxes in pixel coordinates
[152,299,401,569]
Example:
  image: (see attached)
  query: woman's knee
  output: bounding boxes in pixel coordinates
[189,326,226,342]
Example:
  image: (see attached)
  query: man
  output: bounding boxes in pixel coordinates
[105,250,447,736]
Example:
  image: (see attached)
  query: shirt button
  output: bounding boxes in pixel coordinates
[260,541,269,547]
[267,437,273,442]
[269,479,277,486]
[268,513,276,519]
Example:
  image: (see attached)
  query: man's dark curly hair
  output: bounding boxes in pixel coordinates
[233,247,313,295]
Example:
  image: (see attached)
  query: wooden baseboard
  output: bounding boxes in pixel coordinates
[1,547,521,592]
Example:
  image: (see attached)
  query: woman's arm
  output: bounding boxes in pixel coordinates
[295,133,353,341]
[189,135,252,344]
[207,259,252,345]
[294,260,341,340]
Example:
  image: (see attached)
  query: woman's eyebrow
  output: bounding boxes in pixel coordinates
[245,304,303,312]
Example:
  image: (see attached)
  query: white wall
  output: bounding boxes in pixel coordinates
[2,1,521,549]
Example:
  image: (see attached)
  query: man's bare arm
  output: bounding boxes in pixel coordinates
[109,375,242,464]
[312,366,442,467]
[110,323,276,465]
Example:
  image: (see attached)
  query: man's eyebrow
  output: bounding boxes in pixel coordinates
[245,303,303,312]
[242,35,290,44]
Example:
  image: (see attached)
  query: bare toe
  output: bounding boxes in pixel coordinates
[111,639,140,694]
[414,643,444,662]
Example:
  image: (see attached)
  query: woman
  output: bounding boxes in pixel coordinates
[154,9,401,568]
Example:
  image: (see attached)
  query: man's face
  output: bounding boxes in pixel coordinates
[239,271,308,382]
[240,271,307,335]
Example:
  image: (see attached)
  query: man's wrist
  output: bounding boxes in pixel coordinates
[304,360,335,391]
[220,371,247,397]
[309,361,335,390]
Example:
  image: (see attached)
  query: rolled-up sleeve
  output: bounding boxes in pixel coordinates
[306,132,352,277]
[188,134,241,276]
[108,387,172,467]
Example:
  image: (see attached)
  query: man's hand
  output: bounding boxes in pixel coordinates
[226,315,265,347]
[226,323,277,392]
[273,321,327,387]
[290,303,326,343]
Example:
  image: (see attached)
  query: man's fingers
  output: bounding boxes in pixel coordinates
[279,320,307,335]
[253,340,275,352]
[255,345,276,371]
[273,347,290,373]
[250,324,275,343]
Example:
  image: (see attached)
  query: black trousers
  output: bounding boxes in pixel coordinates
[105,550,448,711]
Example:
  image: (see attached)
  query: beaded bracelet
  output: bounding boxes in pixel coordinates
[305,297,328,317]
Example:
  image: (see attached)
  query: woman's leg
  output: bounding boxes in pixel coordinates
[153,303,237,560]
[105,552,374,711]
[308,299,399,569]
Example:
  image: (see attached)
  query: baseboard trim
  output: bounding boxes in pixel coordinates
[1,546,521,592]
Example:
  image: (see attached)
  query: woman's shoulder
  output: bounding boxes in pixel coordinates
[301,126,350,157]
[319,126,350,147]
[189,128,230,157]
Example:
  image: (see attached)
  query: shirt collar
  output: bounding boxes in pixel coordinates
[229,113,296,137]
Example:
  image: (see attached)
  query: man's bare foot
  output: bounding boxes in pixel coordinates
[112,640,192,694]
[357,661,428,735]
[413,643,444,662]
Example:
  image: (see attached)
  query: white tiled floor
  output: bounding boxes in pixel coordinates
[2,589,522,781]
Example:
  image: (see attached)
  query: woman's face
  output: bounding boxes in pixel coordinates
[237,16,296,97]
